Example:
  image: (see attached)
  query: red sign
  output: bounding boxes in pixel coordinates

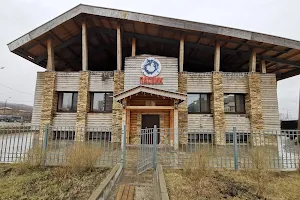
[140,76,163,85]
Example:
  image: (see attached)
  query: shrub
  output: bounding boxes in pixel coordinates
[250,147,269,198]
[65,142,102,174]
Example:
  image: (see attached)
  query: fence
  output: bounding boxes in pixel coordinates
[138,127,300,171]
[0,125,123,167]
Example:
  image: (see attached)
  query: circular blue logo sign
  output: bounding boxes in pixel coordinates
[141,57,161,77]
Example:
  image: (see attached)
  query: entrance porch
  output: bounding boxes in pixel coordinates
[114,86,187,146]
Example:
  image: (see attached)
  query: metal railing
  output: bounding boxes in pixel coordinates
[0,125,123,167]
[138,127,300,171]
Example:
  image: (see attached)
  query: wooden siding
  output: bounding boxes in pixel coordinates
[89,71,114,91]
[223,73,248,93]
[188,114,213,131]
[225,115,251,131]
[187,73,212,93]
[31,72,44,126]
[87,113,112,128]
[53,113,77,127]
[56,72,80,91]
[129,94,173,106]
[261,74,281,131]
[124,55,178,92]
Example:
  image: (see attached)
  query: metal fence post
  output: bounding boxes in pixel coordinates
[233,127,238,171]
[42,124,49,166]
[122,125,126,168]
[153,125,157,169]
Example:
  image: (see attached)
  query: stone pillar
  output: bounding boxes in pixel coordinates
[178,72,188,144]
[75,71,90,141]
[112,71,124,142]
[212,72,226,145]
[40,71,56,139]
[248,73,264,145]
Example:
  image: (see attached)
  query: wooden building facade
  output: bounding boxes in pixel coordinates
[8,4,300,145]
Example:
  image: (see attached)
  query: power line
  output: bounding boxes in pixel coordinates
[0,84,33,96]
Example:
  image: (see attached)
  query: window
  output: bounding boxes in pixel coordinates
[90,92,113,112]
[57,92,78,112]
[224,94,245,113]
[188,94,211,113]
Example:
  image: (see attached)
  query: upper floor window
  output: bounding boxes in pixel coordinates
[188,93,211,113]
[224,94,245,113]
[57,92,78,112]
[90,92,113,113]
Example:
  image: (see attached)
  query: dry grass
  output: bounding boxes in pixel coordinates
[165,169,300,200]
[65,142,102,174]
[183,149,209,179]
[249,147,269,198]
[0,164,110,200]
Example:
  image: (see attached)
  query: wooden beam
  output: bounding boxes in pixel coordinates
[249,50,257,72]
[46,39,55,71]
[179,36,184,72]
[126,106,174,110]
[82,21,88,71]
[258,55,300,69]
[260,60,266,73]
[131,38,136,56]
[214,42,221,71]
[117,24,122,71]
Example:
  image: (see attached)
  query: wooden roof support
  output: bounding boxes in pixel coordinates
[82,21,88,71]
[117,24,122,71]
[132,38,136,57]
[46,38,55,71]
[298,90,300,130]
[249,50,257,72]
[214,42,220,72]
[260,60,266,73]
[179,35,184,72]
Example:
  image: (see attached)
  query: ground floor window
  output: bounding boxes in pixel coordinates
[90,92,113,112]
[188,93,211,113]
[224,94,245,113]
[57,92,78,112]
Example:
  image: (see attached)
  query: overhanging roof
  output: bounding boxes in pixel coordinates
[114,86,187,103]
[7,4,300,79]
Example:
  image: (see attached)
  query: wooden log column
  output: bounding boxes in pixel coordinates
[132,38,136,57]
[117,24,122,71]
[248,51,264,146]
[212,43,226,145]
[260,60,266,73]
[179,36,184,72]
[82,21,88,71]
[298,90,300,130]
[39,38,56,139]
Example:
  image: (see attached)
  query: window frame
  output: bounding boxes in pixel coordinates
[90,92,113,113]
[224,93,246,114]
[187,93,211,114]
[57,92,78,112]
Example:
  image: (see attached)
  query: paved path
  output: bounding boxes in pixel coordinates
[108,147,154,200]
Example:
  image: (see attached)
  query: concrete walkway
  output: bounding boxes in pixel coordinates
[107,146,154,200]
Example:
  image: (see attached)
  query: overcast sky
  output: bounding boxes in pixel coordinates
[0,0,299,119]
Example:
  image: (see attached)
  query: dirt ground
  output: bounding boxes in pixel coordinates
[0,164,110,200]
[164,169,300,200]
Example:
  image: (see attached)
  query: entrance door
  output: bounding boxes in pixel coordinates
[141,115,160,144]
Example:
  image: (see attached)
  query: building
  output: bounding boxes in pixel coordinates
[7,4,300,145]
[0,107,13,115]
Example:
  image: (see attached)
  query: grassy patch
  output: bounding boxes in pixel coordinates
[165,169,300,200]
[0,164,110,200]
